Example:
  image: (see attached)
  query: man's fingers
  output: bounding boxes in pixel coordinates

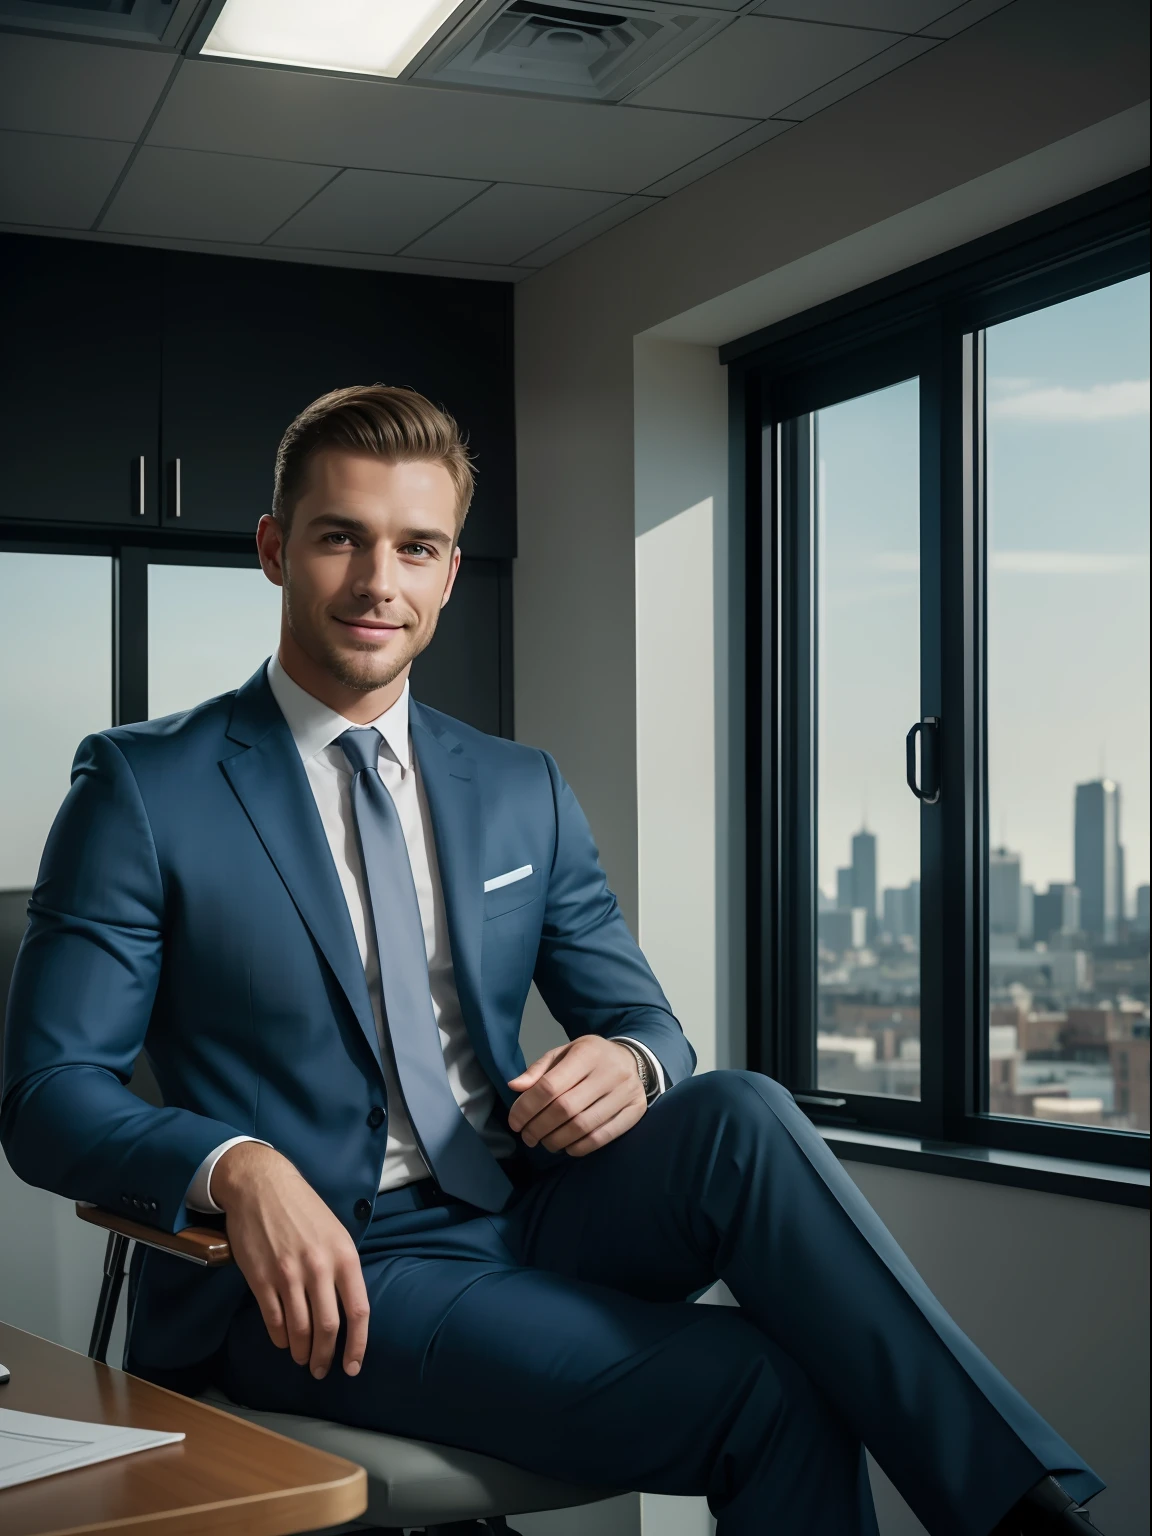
[564,1100,646,1157]
[506,1045,568,1110]
[305,1265,342,1378]
[508,1044,597,1133]
[518,1074,606,1146]
[337,1260,372,1377]
[255,1283,289,1352]
[519,1050,639,1146]
[539,1081,637,1153]
[281,1279,314,1367]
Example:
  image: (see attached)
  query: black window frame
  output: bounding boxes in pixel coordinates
[726,169,1150,1172]
[0,524,515,738]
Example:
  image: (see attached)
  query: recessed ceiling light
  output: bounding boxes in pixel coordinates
[201,0,474,79]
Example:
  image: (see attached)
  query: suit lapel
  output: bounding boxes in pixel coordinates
[221,667,383,1084]
[410,704,507,1102]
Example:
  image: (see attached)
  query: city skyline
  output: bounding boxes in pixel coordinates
[820,773,1151,934]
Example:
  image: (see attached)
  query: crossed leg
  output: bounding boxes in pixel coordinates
[221,1190,875,1535]
[516,1070,1102,1536]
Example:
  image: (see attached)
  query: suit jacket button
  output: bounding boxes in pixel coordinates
[366,1107,385,1129]
[354,1198,373,1221]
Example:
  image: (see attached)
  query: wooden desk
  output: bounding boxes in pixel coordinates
[0,1323,367,1536]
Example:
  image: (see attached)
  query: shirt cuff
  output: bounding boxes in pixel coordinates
[616,1037,668,1100]
[185,1136,271,1214]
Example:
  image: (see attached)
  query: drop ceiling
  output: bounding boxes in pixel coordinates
[0,0,1015,281]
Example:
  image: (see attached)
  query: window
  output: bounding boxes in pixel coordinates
[985,277,1149,1134]
[732,172,1149,1167]
[148,559,282,719]
[814,380,922,1102]
[0,550,112,891]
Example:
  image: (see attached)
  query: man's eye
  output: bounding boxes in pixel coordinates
[325,533,354,546]
[405,543,433,558]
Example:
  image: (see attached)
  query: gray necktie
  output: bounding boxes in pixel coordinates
[339,727,513,1213]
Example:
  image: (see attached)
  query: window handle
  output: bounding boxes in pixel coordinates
[172,457,182,519]
[906,716,940,804]
[134,455,146,517]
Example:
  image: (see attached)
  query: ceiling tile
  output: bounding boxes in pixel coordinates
[629,15,896,117]
[774,34,939,118]
[515,194,660,268]
[268,167,483,255]
[405,183,626,265]
[147,60,760,195]
[917,0,1014,38]
[0,34,175,140]
[0,129,131,228]
[640,118,793,195]
[100,146,336,244]
[753,2,957,29]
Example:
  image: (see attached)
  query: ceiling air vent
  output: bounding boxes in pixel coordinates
[413,0,729,102]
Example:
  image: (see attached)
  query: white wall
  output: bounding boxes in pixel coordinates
[513,1,1149,1531]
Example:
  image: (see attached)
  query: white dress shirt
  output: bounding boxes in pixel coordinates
[185,658,663,1213]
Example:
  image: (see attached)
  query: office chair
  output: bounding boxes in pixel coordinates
[79,1204,616,1536]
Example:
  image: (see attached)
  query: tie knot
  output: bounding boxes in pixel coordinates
[338,727,382,777]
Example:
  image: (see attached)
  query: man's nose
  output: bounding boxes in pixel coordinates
[352,547,399,602]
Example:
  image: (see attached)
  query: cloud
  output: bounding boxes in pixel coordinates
[990,551,1149,575]
[989,379,1149,421]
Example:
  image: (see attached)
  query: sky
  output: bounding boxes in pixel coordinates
[817,273,1150,906]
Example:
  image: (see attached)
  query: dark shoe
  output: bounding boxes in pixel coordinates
[991,1476,1105,1534]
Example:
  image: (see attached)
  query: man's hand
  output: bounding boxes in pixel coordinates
[507,1035,648,1156]
[211,1142,370,1381]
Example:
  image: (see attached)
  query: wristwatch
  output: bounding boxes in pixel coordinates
[618,1040,660,1102]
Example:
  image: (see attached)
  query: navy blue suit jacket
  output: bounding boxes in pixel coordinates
[1,664,694,1371]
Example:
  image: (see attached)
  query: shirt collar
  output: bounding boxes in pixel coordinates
[267,655,411,773]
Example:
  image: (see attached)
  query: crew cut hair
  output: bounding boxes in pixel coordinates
[272,383,475,538]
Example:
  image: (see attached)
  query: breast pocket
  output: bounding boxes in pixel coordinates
[483,865,540,920]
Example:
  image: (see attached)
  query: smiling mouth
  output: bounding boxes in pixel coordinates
[333,616,405,635]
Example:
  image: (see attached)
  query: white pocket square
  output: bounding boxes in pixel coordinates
[484,864,533,893]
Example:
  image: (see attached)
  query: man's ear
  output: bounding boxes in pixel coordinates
[440,543,463,609]
[256,513,286,589]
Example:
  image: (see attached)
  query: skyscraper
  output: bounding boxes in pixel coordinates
[1074,779,1122,942]
[1033,883,1081,945]
[882,880,921,942]
[989,847,1023,939]
[850,829,877,921]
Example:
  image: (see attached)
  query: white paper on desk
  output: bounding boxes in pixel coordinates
[0,1406,184,1490]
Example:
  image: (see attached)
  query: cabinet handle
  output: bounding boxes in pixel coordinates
[135,455,146,517]
[173,457,182,519]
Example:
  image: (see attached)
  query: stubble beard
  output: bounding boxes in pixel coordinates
[283,574,437,694]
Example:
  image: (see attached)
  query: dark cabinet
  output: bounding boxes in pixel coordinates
[0,237,162,526]
[159,255,516,555]
[0,237,516,557]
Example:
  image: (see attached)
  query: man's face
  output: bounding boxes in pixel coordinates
[258,448,461,695]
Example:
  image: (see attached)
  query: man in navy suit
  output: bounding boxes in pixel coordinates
[2,386,1103,1534]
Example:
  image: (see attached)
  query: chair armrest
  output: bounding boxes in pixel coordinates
[76,1203,234,1267]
